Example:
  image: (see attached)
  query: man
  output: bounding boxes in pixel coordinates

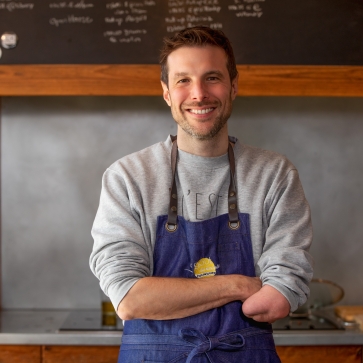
[90,26,313,362]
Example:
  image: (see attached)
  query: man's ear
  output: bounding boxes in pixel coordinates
[161,81,171,106]
[231,74,239,100]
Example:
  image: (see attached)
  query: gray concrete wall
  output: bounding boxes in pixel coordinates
[1,96,363,309]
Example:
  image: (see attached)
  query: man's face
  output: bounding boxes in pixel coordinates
[161,45,238,141]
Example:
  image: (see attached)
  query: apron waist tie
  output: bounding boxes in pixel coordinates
[178,328,245,363]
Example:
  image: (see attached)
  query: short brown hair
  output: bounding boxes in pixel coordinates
[159,26,238,86]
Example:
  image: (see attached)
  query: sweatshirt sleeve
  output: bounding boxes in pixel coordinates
[89,167,150,310]
[257,168,314,312]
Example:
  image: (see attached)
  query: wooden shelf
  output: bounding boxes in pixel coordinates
[0,65,362,96]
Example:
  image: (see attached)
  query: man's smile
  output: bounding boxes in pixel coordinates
[187,107,215,115]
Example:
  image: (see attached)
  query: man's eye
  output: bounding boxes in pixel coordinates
[177,79,189,84]
[207,77,219,81]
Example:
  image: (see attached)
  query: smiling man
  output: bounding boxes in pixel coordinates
[90,26,313,362]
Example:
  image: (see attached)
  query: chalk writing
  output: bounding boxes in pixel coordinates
[0,1,34,11]
[104,0,155,44]
[125,14,147,22]
[169,7,185,13]
[165,16,185,24]
[187,14,213,21]
[168,0,219,4]
[188,5,221,14]
[165,0,222,32]
[166,24,185,32]
[103,28,146,42]
[49,1,94,9]
[104,28,147,37]
[105,16,124,25]
[228,0,264,18]
[49,14,93,26]
[118,36,141,42]
[186,0,219,4]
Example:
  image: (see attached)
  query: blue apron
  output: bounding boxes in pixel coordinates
[118,137,281,363]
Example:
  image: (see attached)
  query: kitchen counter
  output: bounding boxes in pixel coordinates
[0,310,122,346]
[0,309,362,346]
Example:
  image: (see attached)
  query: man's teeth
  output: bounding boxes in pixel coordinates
[189,108,214,114]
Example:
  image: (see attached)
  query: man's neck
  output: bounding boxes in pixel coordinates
[176,127,229,157]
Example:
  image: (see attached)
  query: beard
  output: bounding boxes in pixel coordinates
[171,97,233,141]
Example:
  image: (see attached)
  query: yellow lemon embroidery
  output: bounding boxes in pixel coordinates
[194,258,217,278]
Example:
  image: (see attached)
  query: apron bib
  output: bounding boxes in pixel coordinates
[118,137,281,363]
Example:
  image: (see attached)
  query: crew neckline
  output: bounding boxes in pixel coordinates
[177,148,229,169]
[165,135,241,169]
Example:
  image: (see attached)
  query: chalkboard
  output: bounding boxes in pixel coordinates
[0,0,362,65]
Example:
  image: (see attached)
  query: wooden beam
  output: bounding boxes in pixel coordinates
[237,65,363,97]
[0,65,362,96]
[0,65,161,96]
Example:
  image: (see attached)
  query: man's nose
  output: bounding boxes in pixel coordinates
[191,81,208,101]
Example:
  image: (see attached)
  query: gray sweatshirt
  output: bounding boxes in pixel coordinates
[90,136,313,312]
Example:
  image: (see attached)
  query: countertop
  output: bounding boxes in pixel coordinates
[1,309,363,346]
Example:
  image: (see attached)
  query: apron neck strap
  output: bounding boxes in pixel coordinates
[166,135,240,232]
[227,141,239,227]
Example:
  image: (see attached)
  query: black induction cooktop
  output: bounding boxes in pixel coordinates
[59,310,123,332]
[272,310,344,331]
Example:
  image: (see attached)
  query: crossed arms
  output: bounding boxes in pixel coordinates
[117,274,290,323]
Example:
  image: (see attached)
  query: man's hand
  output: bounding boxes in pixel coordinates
[242,284,290,323]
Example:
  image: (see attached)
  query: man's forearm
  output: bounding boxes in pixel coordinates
[117,275,261,320]
[242,285,291,323]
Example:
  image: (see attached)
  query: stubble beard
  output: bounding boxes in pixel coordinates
[172,98,233,141]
